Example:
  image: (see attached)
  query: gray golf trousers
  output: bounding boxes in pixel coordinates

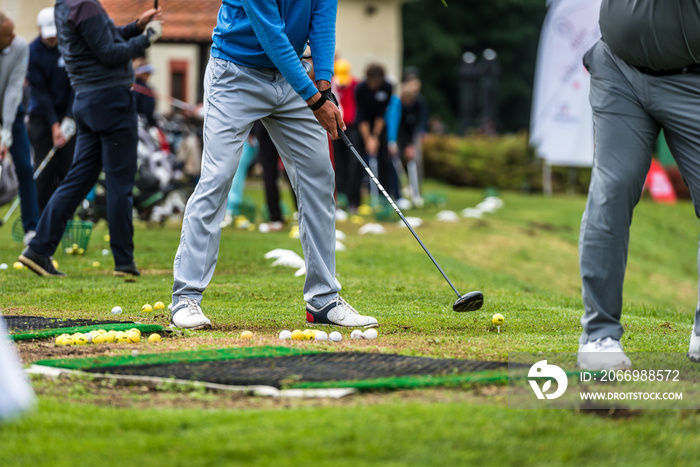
[173,57,340,309]
[580,40,700,343]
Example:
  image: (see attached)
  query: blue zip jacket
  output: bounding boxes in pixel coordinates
[27,37,74,124]
[211,0,337,100]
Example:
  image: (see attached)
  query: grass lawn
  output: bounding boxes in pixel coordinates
[1,180,700,465]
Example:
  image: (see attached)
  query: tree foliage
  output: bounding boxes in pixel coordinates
[403,0,547,133]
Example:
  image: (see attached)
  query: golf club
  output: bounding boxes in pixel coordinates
[339,129,484,312]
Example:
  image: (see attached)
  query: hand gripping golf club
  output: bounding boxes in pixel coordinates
[339,129,483,312]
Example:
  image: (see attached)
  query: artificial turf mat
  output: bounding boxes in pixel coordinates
[5,315,164,341]
[35,346,511,390]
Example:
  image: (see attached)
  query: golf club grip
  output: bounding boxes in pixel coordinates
[338,129,462,298]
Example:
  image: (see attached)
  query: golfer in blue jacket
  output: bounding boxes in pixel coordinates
[171,0,378,330]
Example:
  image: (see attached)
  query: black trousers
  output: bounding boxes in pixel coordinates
[30,86,138,267]
[256,123,296,222]
[27,114,76,211]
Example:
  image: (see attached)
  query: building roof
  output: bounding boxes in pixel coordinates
[101,0,219,42]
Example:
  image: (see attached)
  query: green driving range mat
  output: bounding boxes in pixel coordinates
[6,315,164,341]
[35,346,510,390]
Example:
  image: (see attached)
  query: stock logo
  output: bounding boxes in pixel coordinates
[528,360,568,400]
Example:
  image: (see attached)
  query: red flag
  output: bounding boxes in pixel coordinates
[644,159,676,204]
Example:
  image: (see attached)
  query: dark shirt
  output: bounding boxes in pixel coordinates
[600,0,700,70]
[398,95,428,146]
[133,79,156,127]
[27,37,74,125]
[355,80,393,131]
[55,0,150,93]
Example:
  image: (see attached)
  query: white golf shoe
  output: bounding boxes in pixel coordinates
[306,296,378,328]
[688,330,700,362]
[577,337,632,370]
[170,297,212,330]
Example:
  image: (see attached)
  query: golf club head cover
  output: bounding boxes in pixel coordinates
[143,21,163,43]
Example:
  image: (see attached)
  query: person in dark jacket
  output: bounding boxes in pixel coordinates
[19,0,162,277]
[26,7,76,211]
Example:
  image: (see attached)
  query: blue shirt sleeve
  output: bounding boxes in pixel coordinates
[308,0,336,84]
[240,0,335,100]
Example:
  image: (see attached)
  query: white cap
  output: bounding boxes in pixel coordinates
[37,7,57,39]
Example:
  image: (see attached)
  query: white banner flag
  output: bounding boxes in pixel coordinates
[530,0,602,167]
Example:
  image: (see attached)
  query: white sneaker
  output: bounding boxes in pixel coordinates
[688,330,700,362]
[577,337,632,370]
[171,297,212,330]
[306,296,378,328]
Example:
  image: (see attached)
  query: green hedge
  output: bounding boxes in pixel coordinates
[422,133,592,193]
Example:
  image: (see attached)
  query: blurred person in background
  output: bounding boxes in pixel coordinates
[0,10,40,246]
[396,73,428,206]
[332,58,362,211]
[27,7,76,212]
[355,63,393,204]
[18,1,162,277]
[132,57,157,128]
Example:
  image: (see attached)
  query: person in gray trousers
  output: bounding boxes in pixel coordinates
[170,1,378,330]
[579,0,700,369]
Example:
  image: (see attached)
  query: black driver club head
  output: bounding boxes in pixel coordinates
[453,291,484,312]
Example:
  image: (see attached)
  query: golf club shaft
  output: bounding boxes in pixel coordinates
[1,146,58,226]
[339,130,462,298]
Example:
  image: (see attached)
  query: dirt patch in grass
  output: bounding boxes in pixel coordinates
[29,372,508,411]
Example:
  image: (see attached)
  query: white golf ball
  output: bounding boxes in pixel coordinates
[0,263,7,270]
[363,328,378,340]
[111,306,122,315]
[314,331,329,341]
[101,249,110,256]
[167,302,173,311]
[279,330,292,340]
[350,329,364,340]
[329,331,342,342]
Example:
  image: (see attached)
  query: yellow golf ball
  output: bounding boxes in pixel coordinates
[148,333,162,343]
[52,260,59,269]
[115,331,128,343]
[103,234,110,242]
[92,261,100,267]
[240,330,254,339]
[154,301,165,310]
[55,334,70,345]
[302,329,315,340]
[103,331,116,343]
[142,304,153,312]
[73,333,88,345]
[291,329,304,340]
[13,262,23,270]
[128,328,141,337]
[492,313,505,326]
[62,336,74,346]
[92,334,106,344]
[126,331,140,343]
